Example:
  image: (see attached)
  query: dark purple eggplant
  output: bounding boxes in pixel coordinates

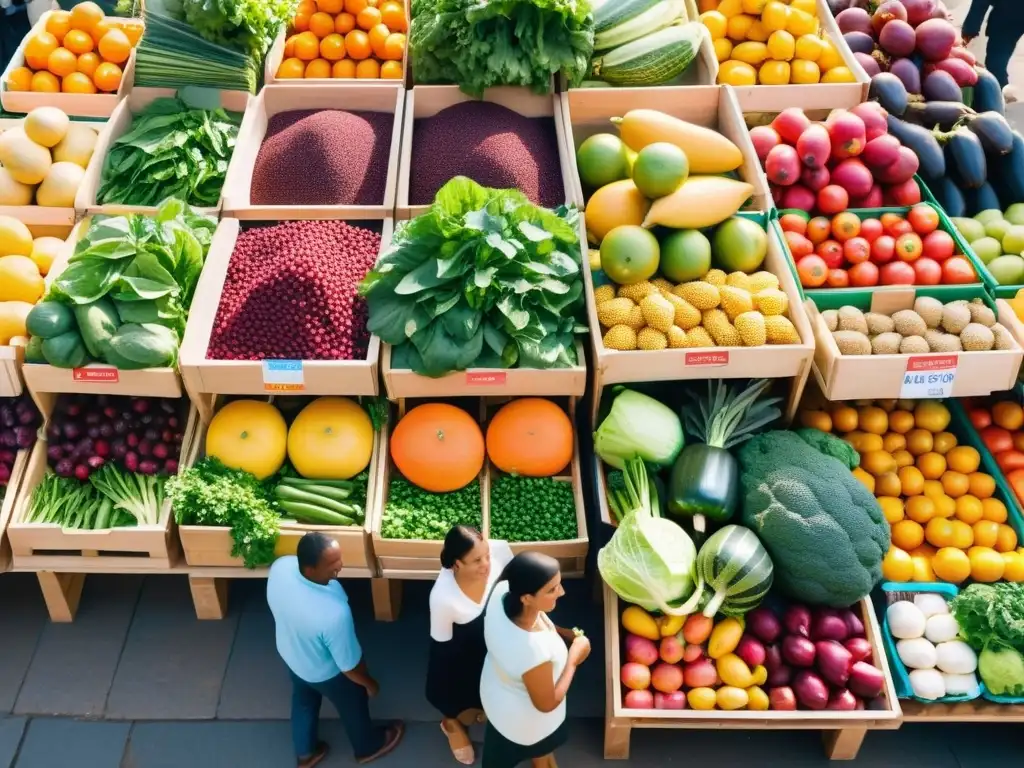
[973,67,1005,114]
[968,111,1014,155]
[991,132,1024,203]
[933,177,966,218]
[844,31,875,55]
[965,182,1001,217]
[890,58,922,94]
[942,126,987,189]
[886,115,945,179]
[903,100,975,131]
[870,73,908,116]
[922,70,962,102]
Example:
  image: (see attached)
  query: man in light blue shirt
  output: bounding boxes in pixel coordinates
[268,532,404,767]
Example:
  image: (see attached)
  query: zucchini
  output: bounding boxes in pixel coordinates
[594,0,663,34]
[668,443,738,534]
[594,22,703,87]
[594,0,686,52]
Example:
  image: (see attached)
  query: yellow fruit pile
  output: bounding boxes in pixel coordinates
[594,268,800,351]
[702,0,855,86]
[800,399,1024,585]
[0,216,58,345]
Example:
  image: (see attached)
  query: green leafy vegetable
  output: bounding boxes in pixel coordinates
[594,387,684,470]
[27,470,159,530]
[359,177,587,378]
[605,457,660,523]
[381,477,481,540]
[489,475,577,542]
[89,464,166,527]
[178,0,296,60]
[950,583,1024,650]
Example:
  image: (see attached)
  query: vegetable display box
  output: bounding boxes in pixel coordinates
[221,85,404,220]
[395,85,575,221]
[601,584,901,761]
[806,288,1024,400]
[0,348,22,399]
[0,11,140,119]
[0,449,31,573]
[262,25,409,89]
[178,218,386,407]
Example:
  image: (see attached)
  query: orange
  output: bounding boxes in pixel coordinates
[932,547,971,583]
[955,494,984,525]
[905,496,936,525]
[305,58,332,78]
[925,517,955,548]
[380,1,406,31]
[345,30,372,59]
[882,546,914,582]
[332,59,357,77]
[25,32,59,70]
[284,35,298,58]
[30,71,60,92]
[910,543,938,558]
[849,433,883,452]
[893,450,914,469]
[369,23,391,57]
[973,519,1000,548]
[335,13,357,34]
[923,480,945,498]
[897,466,924,497]
[932,431,958,455]
[298,0,318,14]
[950,519,974,549]
[1003,552,1024,582]
[882,432,907,453]
[892,519,925,551]
[992,401,1024,430]
[969,547,1004,582]
[47,48,78,78]
[357,6,382,30]
[911,555,935,582]
[345,0,370,13]
[356,58,380,78]
[293,13,311,31]
[294,31,321,60]
[62,72,96,93]
[63,29,95,55]
[317,0,344,11]
[70,1,105,33]
[946,446,980,474]
[861,450,897,477]
[90,19,114,45]
[981,497,1008,523]
[878,496,904,524]
[98,29,131,64]
[906,429,933,456]
[934,494,956,519]
[996,524,1019,552]
[858,406,888,435]
[967,472,996,499]
[309,12,336,37]
[114,20,142,46]
[277,57,306,78]
[875,472,901,498]
[46,11,73,42]
[92,62,122,92]
[380,60,403,79]
[320,33,347,60]
[941,470,970,498]
[5,67,33,91]
[77,52,100,78]
[383,32,406,60]
[831,405,859,433]
[888,410,915,434]
[918,451,947,480]
[914,401,951,432]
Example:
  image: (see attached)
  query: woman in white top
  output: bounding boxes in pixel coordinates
[427,526,514,765]
[480,552,590,768]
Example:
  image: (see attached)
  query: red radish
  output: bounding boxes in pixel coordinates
[625,634,659,666]
[879,19,916,57]
[792,670,830,710]
[769,687,798,711]
[827,689,859,711]
[949,46,977,65]
[796,124,831,168]
[848,661,885,699]
[781,184,817,212]
[817,185,849,215]
[913,257,942,284]
[801,165,831,191]
[878,146,920,184]
[624,689,654,709]
[902,0,939,27]
[850,184,884,208]
[916,18,957,60]
[934,57,979,86]
[651,662,684,694]
[654,691,687,710]
[849,261,880,286]
[765,144,801,185]
[843,637,873,664]
[862,134,901,169]
[826,110,867,159]
[888,177,923,206]
[850,101,889,142]
[872,0,908,35]
[831,158,874,198]
[736,635,767,668]
[750,125,782,162]
[881,261,916,284]
[772,107,812,145]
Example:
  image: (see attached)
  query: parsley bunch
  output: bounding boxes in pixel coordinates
[489,475,577,543]
[381,478,482,540]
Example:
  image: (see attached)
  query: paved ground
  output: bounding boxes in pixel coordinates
[0,572,1022,767]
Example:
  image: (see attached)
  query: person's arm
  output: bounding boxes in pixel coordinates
[323,615,378,695]
[553,625,578,643]
[342,658,379,696]
[429,583,456,643]
[962,1,993,39]
[520,636,591,714]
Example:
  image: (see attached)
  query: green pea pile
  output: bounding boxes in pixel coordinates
[489,476,577,543]
[381,478,482,540]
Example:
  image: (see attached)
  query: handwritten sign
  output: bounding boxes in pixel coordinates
[466,371,507,386]
[262,360,305,392]
[685,351,730,367]
[900,355,958,399]
[73,367,119,383]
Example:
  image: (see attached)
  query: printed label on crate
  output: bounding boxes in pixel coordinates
[466,371,507,386]
[900,355,958,399]
[72,367,119,383]
[262,360,305,392]
[685,351,730,366]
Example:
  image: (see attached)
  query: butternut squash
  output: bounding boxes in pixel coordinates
[611,109,743,173]
[642,176,753,229]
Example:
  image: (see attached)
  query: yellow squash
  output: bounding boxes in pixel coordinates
[206,400,288,480]
[584,179,649,244]
[642,176,754,229]
[611,109,743,174]
[287,397,374,480]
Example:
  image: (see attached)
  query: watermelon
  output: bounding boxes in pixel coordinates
[695,525,774,618]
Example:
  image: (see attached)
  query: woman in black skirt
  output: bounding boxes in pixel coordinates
[427,526,513,764]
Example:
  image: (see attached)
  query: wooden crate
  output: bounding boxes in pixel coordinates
[601,583,901,761]
[561,84,770,211]
[0,449,31,573]
[178,218,386,414]
[74,88,251,217]
[901,699,1024,722]
[808,292,1024,401]
[6,399,198,571]
[0,11,140,118]
[395,85,574,220]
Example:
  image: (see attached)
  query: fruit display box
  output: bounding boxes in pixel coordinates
[948,210,1024,300]
[0,448,31,572]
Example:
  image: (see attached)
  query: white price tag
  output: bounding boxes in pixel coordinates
[900,355,958,399]
[262,360,305,392]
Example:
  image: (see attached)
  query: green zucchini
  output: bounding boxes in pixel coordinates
[594,22,704,87]
[595,0,687,52]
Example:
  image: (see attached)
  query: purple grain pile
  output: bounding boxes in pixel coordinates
[250,110,393,206]
[207,221,380,362]
[411,102,563,207]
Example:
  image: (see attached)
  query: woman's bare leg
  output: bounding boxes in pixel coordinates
[531,755,554,768]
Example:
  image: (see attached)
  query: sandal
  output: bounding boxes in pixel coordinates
[441,722,475,765]
[357,721,405,765]
[297,741,329,768]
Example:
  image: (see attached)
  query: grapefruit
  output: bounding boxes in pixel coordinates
[576,133,632,190]
[711,217,768,273]
[632,142,689,199]
[600,226,660,285]
[660,230,711,283]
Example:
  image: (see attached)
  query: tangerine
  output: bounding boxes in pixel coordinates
[383,32,406,60]
[305,58,332,78]
[90,19,114,45]
[356,58,380,78]
[62,72,96,93]
[335,13,356,34]
[996,524,1018,552]
[293,13,311,32]
[117,21,143,47]
[332,59,357,77]
[941,470,970,498]
[917,451,946,480]
[905,496,936,524]
[922,480,945,498]
[309,12,336,37]
[298,0,318,13]
[973,519,1000,548]
[317,0,344,12]
[878,496,904,524]
[981,497,1008,523]
[882,432,907,454]
[63,29,95,55]
[47,48,78,78]
[345,30,371,59]
[284,35,298,58]
[892,519,925,551]
[911,555,935,582]
[950,519,974,549]
[882,546,914,582]
[98,29,131,64]
[92,62,122,93]
[955,494,984,525]
[380,1,406,31]
[294,31,321,60]
[932,431,958,454]
[969,547,1004,582]
[905,428,933,456]
[888,410,915,434]
[932,547,971,583]
[933,494,956,519]
[1003,552,1024,582]
[45,11,73,42]
[893,450,914,469]
[925,517,955,548]
[30,71,60,92]
[357,6,382,29]
[897,465,924,497]
[345,0,370,13]
[875,472,902,497]
[70,2,105,33]
[381,60,403,79]
[277,57,306,78]
[369,23,390,57]
[967,472,996,499]
[77,52,100,78]
[320,33,347,60]
[5,67,33,92]
[946,445,980,474]
[24,33,59,70]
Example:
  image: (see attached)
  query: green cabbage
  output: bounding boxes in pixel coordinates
[979,643,1024,697]
[598,512,701,616]
[594,388,684,469]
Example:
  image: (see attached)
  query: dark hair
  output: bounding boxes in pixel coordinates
[495,552,560,619]
[440,525,484,569]
[297,532,335,571]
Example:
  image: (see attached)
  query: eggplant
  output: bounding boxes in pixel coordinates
[903,100,976,131]
[968,111,1014,155]
[870,73,908,116]
[966,182,1001,217]
[974,67,1005,114]
[944,127,988,189]
[886,115,946,180]
[992,132,1024,204]
[922,70,963,102]
[668,444,738,536]
[933,177,967,218]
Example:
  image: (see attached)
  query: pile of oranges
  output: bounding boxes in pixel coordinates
[4,3,140,96]
[800,399,1024,585]
[276,0,407,81]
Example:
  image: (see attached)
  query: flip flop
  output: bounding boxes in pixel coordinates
[357,721,406,765]
[297,741,329,768]
[441,722,475,765]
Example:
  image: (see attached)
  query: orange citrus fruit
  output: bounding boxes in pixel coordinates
[892,520,925,551]
[317,0,344,12]
[955,494,984,525]
[77,52,100,77]
[878,496,904,524]
[346,0,370,14]
[115,20,143,46]
[912,555,935,582]
[309,12,336,37]
[972,519,1000,548]
[996,524,1019,552]
[277,57,306,78]
[967,472,996,499]
[380,1,406,31]
[950,519,974,549]
[293,13,311,31]
[47,48,78,78]
[933,494,956,519]
[357,6,382,29]
[298,0,318,13]
[969,547,1005,582]
[882,546,914,582]
[906,428,933,456]
[925,517,955,548]
[25,32,59,70]
[332,59,357,77]
[305,58,332,78]
[369,23,390,57]
[62,72,96,93]
[883,432,907,454]
[46,11,73,42]
[30,71,60,92]
[98,29,131,64]
[320,33,347,60]
[335,12,356,33]
[284,35,298,58]
[897,465,924,497]
[922,480,945,498]
[875,472,901,497]
[905,496,936,525]
[90,19,115,45]
[1003,552,1024,581]
[383,32,406,60]
[5,67,33,91]
[356,58,380,77]
[93,62,122,92]
[981,497,1008,523]
[941,470,970,498]
[345,30,371,59]
[70,1,105,33]
[915,401,951,432]
[381,60,403,79]
[932,431,958,455]
[946,446,980,474]
[294,31,321,60]
[932,547,971,583]
[917,452,946,480]
[892,450,914,469]
[63,29,95,55]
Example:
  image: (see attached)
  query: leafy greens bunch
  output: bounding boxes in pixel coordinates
[950,583,1024,697]
[28,468,165,530]
[409,0,595,96]
[359,177,586,377]
[381,478,482,540]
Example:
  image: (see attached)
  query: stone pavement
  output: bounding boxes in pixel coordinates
[0,572,1022,767]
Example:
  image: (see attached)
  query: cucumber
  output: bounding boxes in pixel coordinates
[594,22,704,87]
[594,0,686,52]
[594,0,663,35]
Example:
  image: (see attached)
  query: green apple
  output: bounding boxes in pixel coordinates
[971,236,1003,264]
[986,218,1012,242]
[1006,203,1024,226]
[988,254,1024,285]
[975,209,1006,226]
[1004,225,1024,255]
[951,216,987,243]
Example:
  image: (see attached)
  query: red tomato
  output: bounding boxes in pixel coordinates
[827,268,850,287]
[896,232,923,262]
[797,254,828,287]
[859,218,883,243]
[1008,469,1024,506]
[941,256,977,284]
[806,216,832,245]
[997,450,1024,473]
[912,257,942,285]
[816,239,845,269]
[843,236,871,264]
[848,261,879,286]
[880,261,916,285]
[982,426,1014,454]
[784,230,814,259]
[922,230,955,262]
[871,234,896,264]
[968,407,992,429]
[779,213,809,235]
[881,213,913,238]
[907,203,940,235]
[817,185,849,215]
[831,212,861,242]
[1013,432,1024,452]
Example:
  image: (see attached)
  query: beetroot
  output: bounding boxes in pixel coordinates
[862,134,902,168]
[831,158,874,198]
[890,57,922,93]
[765,144,801,185]
[844,31,876,55]
[934,57,978,86]
[827,689,859,711]
[800,165,831,191]
[879,19,916,57]
[836,7,874,36]
[749,125,782,162]
[772,108,812,145]
[796,124,831,169]
[851,101,889,141]
[0,394,39,486]
[915,17,957,61]
[826,110,867,159]
[854,52,882,77]
[872,0,908,35]
[879,145,921,183]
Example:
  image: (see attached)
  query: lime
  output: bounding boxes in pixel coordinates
[988,255,1024,285]
[951,216,986,243]
[660,230,712,283]
[1006,203,1024,226]
[986,218,1012,243]
[971,236,1002,264]
[711,217,768,273]
[600,226,660,285]
[576,133,632,190]
[632,142,689,198]
[974,209,1005,226]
